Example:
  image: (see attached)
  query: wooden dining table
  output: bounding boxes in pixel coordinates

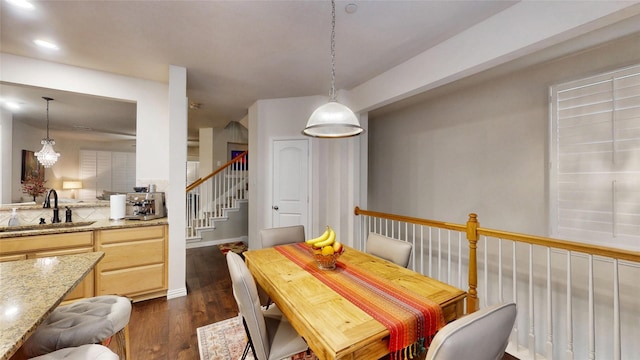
[243,245,466,360]
[0,252,105,360]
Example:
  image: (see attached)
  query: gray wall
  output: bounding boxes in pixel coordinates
[368,33,640,237]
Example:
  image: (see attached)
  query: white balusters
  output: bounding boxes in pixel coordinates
[546,247,553,360]
[613,259,620,360]
[353,209,638,360]
[529,244,536,359]
[588,255,595,360]
[484,237,489,306]
[185,152,248,239]
[512,241,519,351]
[566,252,574,360]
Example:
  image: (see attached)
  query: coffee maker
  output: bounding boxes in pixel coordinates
[125,189,166,220]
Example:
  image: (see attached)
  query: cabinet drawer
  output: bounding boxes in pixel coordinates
[0,231,93,254]
[98,238,165,271]
[98,226,165,244]
[99,263,166,296]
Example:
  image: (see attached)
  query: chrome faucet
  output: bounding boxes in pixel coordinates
[43,189,61,223]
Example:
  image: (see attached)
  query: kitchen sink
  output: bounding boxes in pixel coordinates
[0,221,96,233]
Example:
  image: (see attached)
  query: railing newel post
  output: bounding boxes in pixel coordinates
[466,213,479,313]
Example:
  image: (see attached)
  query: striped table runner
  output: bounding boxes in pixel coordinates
[275,243,445,360]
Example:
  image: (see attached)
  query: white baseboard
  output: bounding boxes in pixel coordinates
[166,287,188,299]
[186,236,248,249]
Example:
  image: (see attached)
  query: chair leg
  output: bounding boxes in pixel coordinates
[241,317,257,360]
[241,342,251,360]
[102,324,129,360]
[123,323,131,360]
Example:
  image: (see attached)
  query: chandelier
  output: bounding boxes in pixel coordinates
[303,0,364,138]
[35,97,60,168]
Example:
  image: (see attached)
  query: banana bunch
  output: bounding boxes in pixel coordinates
[306,225,343,255]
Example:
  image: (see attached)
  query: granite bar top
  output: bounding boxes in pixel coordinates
[0,217,168,239]
[0,252,105,360]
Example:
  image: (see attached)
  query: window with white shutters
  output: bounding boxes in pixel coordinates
[550,64,640,250]
[79,150,136,200]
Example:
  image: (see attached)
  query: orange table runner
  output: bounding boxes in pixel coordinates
[275,243,445,359]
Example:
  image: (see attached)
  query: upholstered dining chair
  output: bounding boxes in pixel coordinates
[226,251,309,360]
[259,225,305,248]
[258,225,305,308]
[425,302,517,360]
[366,232,413,268]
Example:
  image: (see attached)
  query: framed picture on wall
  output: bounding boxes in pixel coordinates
[228,142,248,170]
[21,149,45,182]
[227,142,247,160]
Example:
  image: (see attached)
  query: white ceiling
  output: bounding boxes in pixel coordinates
[1,0,638,142]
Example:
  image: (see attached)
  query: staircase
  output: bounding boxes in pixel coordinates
[185,151,248,241]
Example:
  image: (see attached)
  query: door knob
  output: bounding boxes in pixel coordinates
[272,206,279,211]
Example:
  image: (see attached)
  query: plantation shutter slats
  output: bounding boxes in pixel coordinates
[551,64,640,248]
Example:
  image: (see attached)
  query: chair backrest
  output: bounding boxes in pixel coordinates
[259,225,305,248]
[226,251,270,359]
[425,302,517,360]
[366,232,413,268]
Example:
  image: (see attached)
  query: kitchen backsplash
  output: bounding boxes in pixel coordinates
[0,203,111,226]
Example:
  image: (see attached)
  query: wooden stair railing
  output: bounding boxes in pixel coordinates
[185,151,248,239]
[354,206,640,360]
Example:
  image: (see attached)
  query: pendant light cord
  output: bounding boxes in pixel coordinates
[43,96,53,140]
[329,0,337,102]
[46,99,50,139]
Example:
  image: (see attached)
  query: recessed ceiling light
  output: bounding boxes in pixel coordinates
[345,3,358,14]
[2,101,20,110]
[34,39,59,50]
[6,0,34,10]
[5,102,20,110]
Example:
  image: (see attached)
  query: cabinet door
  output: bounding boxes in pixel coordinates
[31,247,95,303]
[96,225,167,300]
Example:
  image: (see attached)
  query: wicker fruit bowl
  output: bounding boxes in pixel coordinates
[305,225,344,270]
[308,245,344,270]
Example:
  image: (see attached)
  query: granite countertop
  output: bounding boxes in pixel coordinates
[0,252,105,360]
[0,218,168,239]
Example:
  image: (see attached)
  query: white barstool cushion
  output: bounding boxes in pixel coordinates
[23,296,131,357]
[28,344,118,360]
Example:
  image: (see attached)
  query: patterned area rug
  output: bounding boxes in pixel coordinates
[197,316,318,360]
[217,241,248,255]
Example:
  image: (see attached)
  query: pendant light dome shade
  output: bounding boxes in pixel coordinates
[303,101,363,138]
[303,0,364,139]
[35,97,60,168]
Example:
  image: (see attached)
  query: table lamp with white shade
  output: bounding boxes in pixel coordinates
[62,181,82,199]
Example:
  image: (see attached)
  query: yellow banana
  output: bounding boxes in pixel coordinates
[313,227,336,248]
[306,225,330,245]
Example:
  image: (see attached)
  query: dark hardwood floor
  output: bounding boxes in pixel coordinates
[129,245,236,359]
[128,245,518,359]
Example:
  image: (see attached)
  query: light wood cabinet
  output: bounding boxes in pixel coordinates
[95,225,168,301]
[0,232,95,303]
[0,224,168,303]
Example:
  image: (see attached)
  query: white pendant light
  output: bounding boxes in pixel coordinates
[35,97,60,168]
[303,0,364,138]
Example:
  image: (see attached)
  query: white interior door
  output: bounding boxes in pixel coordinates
[272,139,309,232]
